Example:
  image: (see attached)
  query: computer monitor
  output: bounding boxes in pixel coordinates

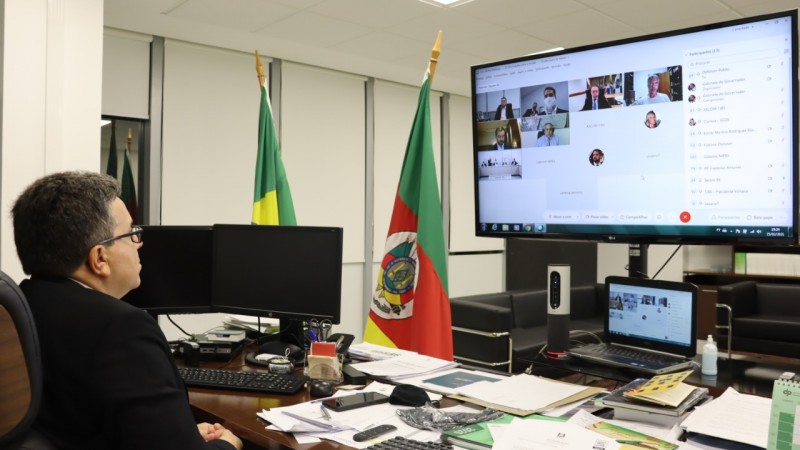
[121,225,214,315]
[211,224,343,346]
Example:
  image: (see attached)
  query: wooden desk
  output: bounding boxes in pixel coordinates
[185,346,341,450]
[522,351,800,398]
[185,345,466,449]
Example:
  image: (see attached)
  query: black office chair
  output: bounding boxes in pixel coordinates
[0,271,56,449]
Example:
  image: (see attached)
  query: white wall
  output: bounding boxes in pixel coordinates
[1,0,104,281]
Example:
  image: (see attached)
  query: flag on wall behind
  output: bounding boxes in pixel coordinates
[105,121,118,178]
[364,32,452,361]
[252,51,296,226]
[121,136,138,221]
[105,122,138,221]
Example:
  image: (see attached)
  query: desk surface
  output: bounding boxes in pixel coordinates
[186,345,467,450]
[186,345,341,450]
[523,351,800,398]
[189,344,800,449]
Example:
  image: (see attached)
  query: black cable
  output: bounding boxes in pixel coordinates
[623,265,650,279]
[166,314,194,338]
[651,245,682,280]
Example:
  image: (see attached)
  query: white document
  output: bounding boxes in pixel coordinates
[491,417,622,449]
[347,342,417,361]
[349,352,458,380]
[454,374,587,411]
[680,387,771,448]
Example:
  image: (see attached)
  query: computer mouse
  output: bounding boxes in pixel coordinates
[309,380,334,398]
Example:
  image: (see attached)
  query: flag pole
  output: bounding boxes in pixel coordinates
[428,31,443,84]
[127,128,132,153]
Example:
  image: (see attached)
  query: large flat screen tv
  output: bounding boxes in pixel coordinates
[472,10,798,245]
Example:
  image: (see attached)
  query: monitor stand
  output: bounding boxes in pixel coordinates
[280,319,307,349]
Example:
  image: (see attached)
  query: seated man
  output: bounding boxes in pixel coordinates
[635,74,671,104]
[12,171,243,450]
[494,96,514,120]
[541,86,569,114]
[536,123,560,147]
[581,85,611,111]
[494,127,508,150]
[522,101,540,117]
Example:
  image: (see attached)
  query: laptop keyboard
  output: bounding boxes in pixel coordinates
[595,344,684,363]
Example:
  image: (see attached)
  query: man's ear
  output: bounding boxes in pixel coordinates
[86,245,111,277]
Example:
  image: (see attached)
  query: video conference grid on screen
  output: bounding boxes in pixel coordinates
[607,283,693,348]
[473,13,795,241]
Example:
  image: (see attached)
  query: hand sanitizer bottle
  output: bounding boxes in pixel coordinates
[701,334,718,376]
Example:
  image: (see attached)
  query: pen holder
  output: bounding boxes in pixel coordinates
[304,353,343,383]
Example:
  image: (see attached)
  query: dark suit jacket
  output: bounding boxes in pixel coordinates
[581,96,611,111]
[522,108,538,117]
[22,277,235,450]
[542,107,569,114]
[494,104,514,120]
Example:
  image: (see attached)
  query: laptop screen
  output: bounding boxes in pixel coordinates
[605,276,697,358]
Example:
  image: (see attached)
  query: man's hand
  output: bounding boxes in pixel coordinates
[197,422,243,449]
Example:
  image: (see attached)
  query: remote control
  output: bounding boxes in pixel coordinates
[352,424,397,442]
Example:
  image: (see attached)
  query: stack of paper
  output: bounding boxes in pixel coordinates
[680,387,771,448]
[451,374,603,415]
[256,381,445,448]
[603,378,709,418]
[347,342,417,361]
[348,352,458,380]
[223,315,280,334]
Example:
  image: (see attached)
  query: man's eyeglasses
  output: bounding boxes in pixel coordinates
[96,226,143,246]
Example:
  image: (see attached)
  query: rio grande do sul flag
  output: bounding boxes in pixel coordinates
[364,32,452,361]
[252,51,297,226]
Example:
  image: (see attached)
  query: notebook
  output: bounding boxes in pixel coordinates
[567,276,698,374]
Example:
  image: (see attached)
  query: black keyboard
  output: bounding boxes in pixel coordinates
[178,367,308,394]
[592,344,685,365]
[365,437,452,449]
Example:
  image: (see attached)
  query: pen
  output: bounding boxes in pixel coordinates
[319,404,332,420]
[307,329,319,342]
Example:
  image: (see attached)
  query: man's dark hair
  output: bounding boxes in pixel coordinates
[544,86,557,97]
[12,171,120,277]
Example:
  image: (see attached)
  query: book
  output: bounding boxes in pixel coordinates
[624,381,697,407]
[602,378,709,416]
[622,370,694,407]
[612,401,694,427]
[768,379,800,450]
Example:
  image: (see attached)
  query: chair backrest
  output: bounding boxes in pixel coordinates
[0,271,43,446]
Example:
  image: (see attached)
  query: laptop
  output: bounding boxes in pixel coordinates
[567,276,698,374]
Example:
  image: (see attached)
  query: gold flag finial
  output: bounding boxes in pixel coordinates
[255,50,265,86]
[127,128,132,152]
[429,31,443,84]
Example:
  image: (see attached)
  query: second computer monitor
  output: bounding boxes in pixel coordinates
[211,224,344,325]
[121,225,214,314]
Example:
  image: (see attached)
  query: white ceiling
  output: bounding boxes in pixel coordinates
[104,0,800,96]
